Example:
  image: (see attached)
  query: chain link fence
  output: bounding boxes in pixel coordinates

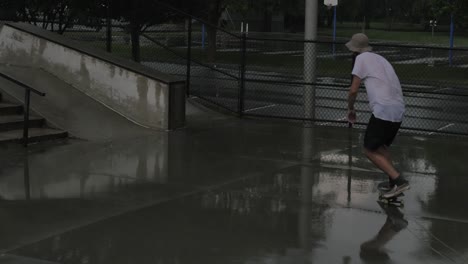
[2,3,468,135]
[238,37,468,135]
[186,23,243,113]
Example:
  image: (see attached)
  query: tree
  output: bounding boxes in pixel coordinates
[181,0,243,62]
[250,0,281,32]
[240,0,302,32]
[457,0,468,29]
[282,0,304,32]
[17,0,92,34]
[108,0,178,62]
[431,0,468,30]
[0,0,23,21]
[362,0,373,30]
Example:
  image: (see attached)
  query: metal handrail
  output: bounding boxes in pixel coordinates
[0,71,46,146]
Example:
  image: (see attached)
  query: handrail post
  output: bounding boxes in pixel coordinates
[23,90,31,147]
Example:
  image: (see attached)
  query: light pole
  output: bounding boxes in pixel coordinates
[304,0,318,124]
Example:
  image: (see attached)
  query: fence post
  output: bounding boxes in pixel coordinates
[186,17,192,97]
[332,5,337,58]
[449,13,454,66]
[238,32,247,117]
[106,0,112,53]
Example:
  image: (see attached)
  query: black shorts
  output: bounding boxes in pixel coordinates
[364,115,401,151]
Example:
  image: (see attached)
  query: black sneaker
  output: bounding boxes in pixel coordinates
[377,181,395,192]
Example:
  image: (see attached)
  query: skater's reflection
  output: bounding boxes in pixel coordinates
[24,154,31,200]
[359,202,408,263]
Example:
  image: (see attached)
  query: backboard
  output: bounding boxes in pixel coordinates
[324,0,338,6]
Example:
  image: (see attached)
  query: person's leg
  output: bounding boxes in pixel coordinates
[377,145,391,162]
[363,116,400,180]
[364,147,400,180]
[376,146,397,185]
[364,115,409,198]
[379,120,410,198]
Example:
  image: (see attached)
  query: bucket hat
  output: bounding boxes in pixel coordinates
[345,33,373,53]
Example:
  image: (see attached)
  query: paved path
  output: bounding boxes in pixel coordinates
[0,102,467,263]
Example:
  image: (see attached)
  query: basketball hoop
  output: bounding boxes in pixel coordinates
[324,0,338,7]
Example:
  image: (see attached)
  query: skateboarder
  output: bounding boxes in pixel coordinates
[345,33,410,198]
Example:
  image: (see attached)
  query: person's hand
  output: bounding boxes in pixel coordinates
[347,109,356,124]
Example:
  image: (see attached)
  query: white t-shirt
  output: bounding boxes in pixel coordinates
[352,52,405,122]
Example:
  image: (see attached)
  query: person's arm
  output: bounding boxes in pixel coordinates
[348,75,361,110]
[347,75,361,123]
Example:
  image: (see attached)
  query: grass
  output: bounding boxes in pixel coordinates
[65,26,468,48]
[171,48,468,86]
[79,37,468,87]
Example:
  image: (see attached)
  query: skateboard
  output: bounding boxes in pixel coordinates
[377,182,404,207]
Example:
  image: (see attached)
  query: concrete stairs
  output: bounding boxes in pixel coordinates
[0,94,68,144]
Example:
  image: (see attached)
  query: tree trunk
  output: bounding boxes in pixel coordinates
[364,0,371,30]
[263,10,272,32]
[384,0,390,30]
[131,24,141,62]
[205,0,223,62]
[327,8,333,28]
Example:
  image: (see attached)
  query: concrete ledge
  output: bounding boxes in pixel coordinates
[0,23,186,130]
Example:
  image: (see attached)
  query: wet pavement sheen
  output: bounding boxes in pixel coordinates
[1,114,467,264]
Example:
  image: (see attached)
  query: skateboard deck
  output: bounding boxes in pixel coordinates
[377,182,405,207]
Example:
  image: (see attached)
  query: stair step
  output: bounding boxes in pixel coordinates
[0,115,44,131]
[0,128,68,144]
[0,102,23,115]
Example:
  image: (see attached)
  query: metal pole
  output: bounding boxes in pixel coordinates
[304,0,318,124]
[430,20,436,66]
[106,0,112,53]
[300,2,318,243]
[202,24,206,50]
[449,13,454,66]
[186,17,192,97]
[347,127,352,203]
[238,33,247,117]
[23,90,31,147]
[333,5,337,57]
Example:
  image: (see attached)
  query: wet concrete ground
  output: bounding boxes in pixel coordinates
[0,102,467,264]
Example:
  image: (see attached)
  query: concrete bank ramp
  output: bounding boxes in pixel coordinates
[0,22,185,137]
[0,65,156,141]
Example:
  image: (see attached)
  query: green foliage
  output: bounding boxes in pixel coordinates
[15,0,96,33]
